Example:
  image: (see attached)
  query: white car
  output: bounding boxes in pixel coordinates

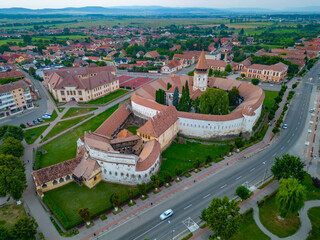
[283,124,288,129]
[42,113,52,119]
[160,209,173,220]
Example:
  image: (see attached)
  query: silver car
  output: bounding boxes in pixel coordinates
[160,209,173,220]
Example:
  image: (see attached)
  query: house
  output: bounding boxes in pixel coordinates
[173,54,195,66]
[144,50,160,59]
[44,65,119,102]
[161,59,183,73]
[115,58,128,66]
[205,52,221,60]
[206,60,227,71]
[246,37,254,45]
[242,62,288,82]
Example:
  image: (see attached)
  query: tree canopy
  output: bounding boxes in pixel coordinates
[228,86,240,106]
[276,178,306,218]
[0,125,24,141]
[236,186,250,201]
[199,88,229,115]
[0,154,26,200]
[0,137,24,157]
[11,216,37,240]
[155,89,166,105]
[172,86,179,109]
[78,208,90,223]
[201,195,241,239]
[178,81,192,112]
[271,154,305,182]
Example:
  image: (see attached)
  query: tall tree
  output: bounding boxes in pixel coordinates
[0,154,26,201]
[163,171,172,186]
[0,226,13,240]
[127,189,134,204]
[12,216,37,240]
[225,64,233,73]
[174,167,182,181]
[200,88,229,115]
[150,174,160,191]
[236,186,250,201]
[271,154,305,182]
[201,195,241,239]
[276,178,306,218]
[228,86,240,106]
[172,87,179,109]
[0,125,24,141]
[0,137,24,157]
[137,182,147,198]
[78,208,91,225]
[110,193,120,212]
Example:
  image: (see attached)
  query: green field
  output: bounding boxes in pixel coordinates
[307,207,320,240]
[81,89,129,105]
[24,125,49,144]
[39,105,118,168]
[0,35,89,45]
[303,173,320,201]
[42,114,93,142]
[263,90,279,112]
[231,209,270,240]
[259,195,301,238]
[0,202,27,228]
[62,107,97,119]
[160,141,229,177]
[44,181,133,228]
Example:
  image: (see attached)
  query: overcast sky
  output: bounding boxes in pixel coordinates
[2,0,320,10]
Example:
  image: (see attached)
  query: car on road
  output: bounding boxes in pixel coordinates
[160,209,173,220]
[283,124,288,129]
[33,120,39,125]
[310,109,315,113]
[26,122,33,127]
[37,118,44,122]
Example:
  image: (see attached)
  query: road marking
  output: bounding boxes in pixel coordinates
[262,161,266,164]
[220,184,227,189]
[281,146,284,150]
[288,139,290,143]
[272,153,276,157]
[203,194,211,199]
[250,168,255,172]
[184,204,192,210]
[292,133,295,136]
[235,176,242,180]
[132,221,165,240]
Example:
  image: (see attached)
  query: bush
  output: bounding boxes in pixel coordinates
[236,186,250,201]
[251,78,260,85]
[20,124,26,129]
[235,137,244,148]
[272,127,280,134]
[312,177,320,188]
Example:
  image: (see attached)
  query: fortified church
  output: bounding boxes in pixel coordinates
[32,51,264,197]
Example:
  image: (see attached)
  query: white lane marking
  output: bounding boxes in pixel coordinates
[273,153,276,157]
[292,133,295,136]
[236,176,242,180]
[250,168,255,172]
[281,146,284,150]
[262,161,266,165]
[203,194,211,199]
[220,184,227,189]
[184,204,192,210]
[288,139,291,143]
[132,221,165,240]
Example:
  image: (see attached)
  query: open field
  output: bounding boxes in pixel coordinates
[0,35,89,45]
[263,90,279,112]
[44,181,133,228]
[231,209,270,240]
[42,114,93,142]
[24,125,49,144]
[160,141,229,177]
[62,107,97,119]
[259,195,300,238]
[0,202,27,228]
[39,105,118,168]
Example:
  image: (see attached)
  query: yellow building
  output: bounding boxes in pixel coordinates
[137,105,179,150]
[242,62,288,82]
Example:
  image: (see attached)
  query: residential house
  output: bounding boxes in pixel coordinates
[242,62,288,82]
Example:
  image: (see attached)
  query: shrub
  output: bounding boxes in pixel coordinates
[272,127,280,134]
[235,137,244,148]
[236,186,250,201]
[312,177,320,188]
[20,124,26,129]
[251,78,260,85]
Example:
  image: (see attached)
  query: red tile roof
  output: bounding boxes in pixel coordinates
[195,50,208,70]
[136,140,161,171]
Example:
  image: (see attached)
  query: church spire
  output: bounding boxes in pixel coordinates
[195,50,208,72]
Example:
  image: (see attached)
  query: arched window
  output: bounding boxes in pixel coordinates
[109,171,112,175]
[52,180,58,185]
[59,178,65,183]
[42,183,48,188]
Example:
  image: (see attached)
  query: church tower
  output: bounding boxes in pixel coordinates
[193,50,208,92]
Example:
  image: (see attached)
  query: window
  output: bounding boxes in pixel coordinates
[94,176,97,181]
[61,91,65,95]
[42,183,48,188]
[78,91,82,95]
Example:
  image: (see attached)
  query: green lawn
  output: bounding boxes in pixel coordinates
[160,142,229,177]
[44,181,134,227]
[259,195,301,238]
[58,107,65,113]
[0,202,27,228]
[43,110,58,123]
[263,90,279,112]
[62,107,98,119]
[307,207,320,240]
[81,89,129,105]
[42,114,93,142]
[231,209,270,240]
[302,173,320,201]
[126,126,139,135]
[39,105,118,168]
[24,125,49,144]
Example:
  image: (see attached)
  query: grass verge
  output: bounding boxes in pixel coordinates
[80,89,128,105]
[263,90,279,112]
[62,107,98,119]
[24,125,49,144]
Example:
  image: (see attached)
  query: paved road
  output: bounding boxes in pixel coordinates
[0,68,53,127]
[97,63,320,240]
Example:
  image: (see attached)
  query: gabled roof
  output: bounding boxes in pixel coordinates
[72,155,101,180]
[137,105,178,138]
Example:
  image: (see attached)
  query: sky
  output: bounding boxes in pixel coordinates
[2,0,320,10]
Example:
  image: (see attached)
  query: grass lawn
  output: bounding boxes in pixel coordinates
[126,126,139,135]
[62,107,98,119]
[231,209,270,240]
[45,182,133,227]
[263,90,279,112]
[81,89,128,105]
[24,125,49,144]
[0,202,27,228]
[43,110,58,123]
[40,105,118,168]
[259,195,300,238]
[42,114,93,144]
[58,107,65,113]
[159,141,229,177]
[307,207,320,240]
[302,173,320,201]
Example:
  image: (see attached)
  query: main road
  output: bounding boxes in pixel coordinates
[97,62,320,240]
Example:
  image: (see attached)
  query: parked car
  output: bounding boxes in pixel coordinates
[37,118,44,122]
[160,209,173,220]
[33,120,39,125]
[26,122,33,127]
[310,109,315,113]
[283,124,288,129]
[42,114,52,119]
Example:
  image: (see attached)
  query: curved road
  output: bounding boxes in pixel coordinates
[97,62,320,240]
